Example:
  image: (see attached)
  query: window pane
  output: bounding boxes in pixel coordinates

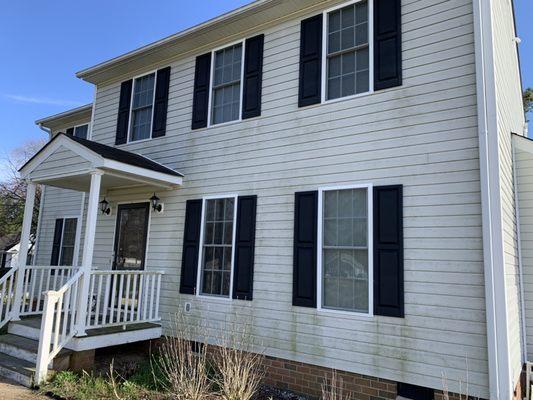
[201,198,235,297]
[322,189,369,313]
[60,218,77,266]
[212,43,242,125]
[130,73,155,142]
[74,125,88,139]
[327,1,370,100]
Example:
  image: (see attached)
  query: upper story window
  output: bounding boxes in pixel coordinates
[325,0,371,101]
[210,43,244,125]
[73,124,89,139]
[130,73,156,142]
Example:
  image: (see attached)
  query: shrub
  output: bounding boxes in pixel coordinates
[321,370,351,400]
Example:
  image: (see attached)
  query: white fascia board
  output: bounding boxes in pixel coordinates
[101,159,183,187]
[473,0,513,398]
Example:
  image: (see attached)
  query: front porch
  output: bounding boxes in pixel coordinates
[0,133,184,385]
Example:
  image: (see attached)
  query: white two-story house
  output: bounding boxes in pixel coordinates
[0,0,529,399]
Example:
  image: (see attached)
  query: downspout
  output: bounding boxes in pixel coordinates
[473,0,512,399]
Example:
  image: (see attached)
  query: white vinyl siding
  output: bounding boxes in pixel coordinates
[492,0,527,388]
[43,0,491,397]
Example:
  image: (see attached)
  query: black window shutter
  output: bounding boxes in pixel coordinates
[298,14,322,108]
[293,191,318,307]
[115,79,133,145]
[66,127,74,136]
[152,67,171,138]
[50,219,63,266]
[374,0,402,90]
[180,199,203,294]
[373,185,404,317]
[191,53,212,130]
[232,195,257,300]
[242,35,264,120]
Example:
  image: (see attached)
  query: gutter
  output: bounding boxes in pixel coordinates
[473,0,513,398]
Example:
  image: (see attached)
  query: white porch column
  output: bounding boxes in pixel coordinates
[75,171,102,336]
[12,181,36,320]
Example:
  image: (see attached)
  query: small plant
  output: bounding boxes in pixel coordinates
[151,312,213,400]
[441,355,477,400]
[321,370,351,400]
[212,318,265,400]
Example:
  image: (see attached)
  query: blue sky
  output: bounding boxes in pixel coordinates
[0,0,532,155]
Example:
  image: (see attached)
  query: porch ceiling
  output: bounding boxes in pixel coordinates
[19,133,183,191]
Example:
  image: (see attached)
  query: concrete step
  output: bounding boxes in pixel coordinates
[7,319,41,341]
[0,352,53,387]
[0,334,71,370]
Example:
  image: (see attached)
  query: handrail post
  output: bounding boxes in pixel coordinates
[75,172,102,336]
[35,291,57,384]
[12,182,36,320]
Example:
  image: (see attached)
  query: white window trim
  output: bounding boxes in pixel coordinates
[207,39,246,128]
[72,122,91,139]
[195,194,238,300]
[126,70,158,144]
[320,0,374,105]
[57,216,81,267]
[316,183,373,317]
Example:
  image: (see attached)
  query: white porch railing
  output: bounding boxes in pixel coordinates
[86,270,163,329]
[20,266,79,316]
[0,266,19,330]
[32,268,163,384]
[35,269,83,383]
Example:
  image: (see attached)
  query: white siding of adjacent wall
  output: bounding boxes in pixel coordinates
[516,147,533,360]
[70,0,491,396]
[491,0,526,388]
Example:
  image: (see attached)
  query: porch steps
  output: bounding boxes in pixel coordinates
[0,351,53,387]
[0,334,70,387]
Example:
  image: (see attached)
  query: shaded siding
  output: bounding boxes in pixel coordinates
[492,0,526,385]
[516,148,533,359]
[83,0,488,396]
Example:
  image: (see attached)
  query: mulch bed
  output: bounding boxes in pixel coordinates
[254,385,310,400]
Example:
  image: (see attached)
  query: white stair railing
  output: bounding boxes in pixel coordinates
[35,269,83,384]
[0,266,19,330]
[86,270,163,329]
[20,266,79,316]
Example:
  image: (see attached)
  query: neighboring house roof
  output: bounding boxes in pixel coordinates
[20,133,183,178]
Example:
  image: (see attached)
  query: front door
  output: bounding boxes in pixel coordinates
[113,203,150,271]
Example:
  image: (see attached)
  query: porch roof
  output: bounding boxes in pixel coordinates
[19,133,183,191]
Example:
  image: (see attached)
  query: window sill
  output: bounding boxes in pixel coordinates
[316,306,373,319]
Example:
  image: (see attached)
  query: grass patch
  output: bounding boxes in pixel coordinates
[42,361,166,400]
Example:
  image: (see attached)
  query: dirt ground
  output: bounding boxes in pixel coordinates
[0,377,47,400]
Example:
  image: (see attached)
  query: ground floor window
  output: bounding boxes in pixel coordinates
[59,218,78,266]
[320,186,371,313]
[199,196,237,297]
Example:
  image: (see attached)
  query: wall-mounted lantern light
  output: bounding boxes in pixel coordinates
[150,193,163,213]
[99,198,111,215]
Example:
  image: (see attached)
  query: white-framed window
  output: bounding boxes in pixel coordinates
[322,0,373,103]
[58,217,79,266]
[318,184,373,315]
[129,72,157,142]
[208,41,245,126]
[197,195,238,298]
[73,124,89,139]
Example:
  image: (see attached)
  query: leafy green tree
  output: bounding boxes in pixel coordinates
[524,87,533,120]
